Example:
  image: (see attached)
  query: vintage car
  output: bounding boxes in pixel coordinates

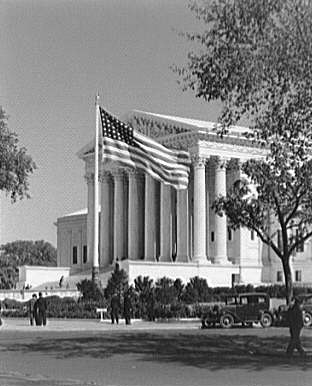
[275,295,312,328]
[201,292,274,328]
[298,294,312,327]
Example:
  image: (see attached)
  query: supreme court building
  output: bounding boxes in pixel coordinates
[56,110,312,287]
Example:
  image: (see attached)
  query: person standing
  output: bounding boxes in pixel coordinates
[34,292,48,326]
[286,297,306,357]
[110,292,120,324]
[28,294,37,326]
[147,291,156,322]
[123,290,132,325]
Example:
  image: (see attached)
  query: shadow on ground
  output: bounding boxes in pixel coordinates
[1,330,311,371]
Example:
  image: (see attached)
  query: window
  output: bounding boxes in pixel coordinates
[83,245,87,264]
[296,230,304,253]
[73,246,78,265]
[250,230,255,241]
[295,270,302,282]
[211,231,215,242]
[277,271,283,282]
[228,227,232,241]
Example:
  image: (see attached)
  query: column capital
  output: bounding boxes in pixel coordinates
[213,156,230,170]
[84,173,94,184]
[126,168,145,180]
[99,171,112,183]
[111,168,125,180]
[191,154,207,168]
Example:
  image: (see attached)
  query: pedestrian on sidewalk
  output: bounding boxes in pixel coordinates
[110,292,120,324]
[286,297,306,357]
[123,289,132,325]
[34,292,48,326]
[28,294,37,326]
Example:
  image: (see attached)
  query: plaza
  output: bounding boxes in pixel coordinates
[0,318,311,386]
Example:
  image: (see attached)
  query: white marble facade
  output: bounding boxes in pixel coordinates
[56,111,312,286]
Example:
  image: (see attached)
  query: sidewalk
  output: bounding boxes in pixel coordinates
[0,317,201,332]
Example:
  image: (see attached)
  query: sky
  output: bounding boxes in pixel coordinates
[0,0,220,248]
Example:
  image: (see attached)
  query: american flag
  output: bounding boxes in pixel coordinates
[99,107,190,189]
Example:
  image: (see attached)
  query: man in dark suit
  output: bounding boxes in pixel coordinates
[123,289,132,325]
[110,292,121,324]
[286,297,305,357]
[28,294,37,326]
[34,292,48,326]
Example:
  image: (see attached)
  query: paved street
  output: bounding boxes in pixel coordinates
[0,318,311,386]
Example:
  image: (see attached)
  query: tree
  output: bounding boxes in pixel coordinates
[104,265,128,299]
[154,277,180,305]
[175,0,312,304]
[76,279,104,301]
[182,276,211,303]
[0,240,57,289]
[0,107,36,202]
[134,275,154,318]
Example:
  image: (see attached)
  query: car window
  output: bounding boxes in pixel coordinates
[258,297,265,304]
[227,297,237,305]
[240,297,248,305]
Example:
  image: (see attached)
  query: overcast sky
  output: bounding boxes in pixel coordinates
[0,0,220,247]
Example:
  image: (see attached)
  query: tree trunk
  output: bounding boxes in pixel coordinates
[282,257,293,305]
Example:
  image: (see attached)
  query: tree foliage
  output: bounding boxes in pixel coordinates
[175,0,312,303]
[76,279,104,301]
[0,107,36,202]
[104,265,128,299]
[182,276,211,303]
[0,240,57,289]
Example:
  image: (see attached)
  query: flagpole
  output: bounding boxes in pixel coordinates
[92,93,100,284]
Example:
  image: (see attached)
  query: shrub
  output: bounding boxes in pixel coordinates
[76,279,104,301]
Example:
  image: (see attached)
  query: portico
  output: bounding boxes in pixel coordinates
[74,110,265,286]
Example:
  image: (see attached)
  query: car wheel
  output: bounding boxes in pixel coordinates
[303,312,312,328]
[260,312,273,328]
[220,314,234,328]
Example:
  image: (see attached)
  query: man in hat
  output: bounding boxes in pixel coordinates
[28,293,37,326]
[286,297,306,357]
[110,292,121,324]
[34,292,48,326]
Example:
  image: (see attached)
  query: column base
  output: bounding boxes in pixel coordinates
[213,256,230,265]
[144,256,157,262]
[158,255,172,263]
[176,255,189,263]
[92,266,100,285]
[193,255,207,263]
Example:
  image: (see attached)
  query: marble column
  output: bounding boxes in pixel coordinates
[236,160,257,265]
[176,188,189,262]
[192,156,207,263]
[100,171,113,268]
[214,157,228,264]
[112,169,125,262]
[85,173,94,266]
[128,169,144,260]
[144,175,156,261]
[159,183,172,262]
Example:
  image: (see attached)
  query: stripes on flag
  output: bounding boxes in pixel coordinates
[99,107,190,189]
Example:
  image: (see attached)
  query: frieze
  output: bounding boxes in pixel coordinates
[159,132,266,159]
[127,116,190,138]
